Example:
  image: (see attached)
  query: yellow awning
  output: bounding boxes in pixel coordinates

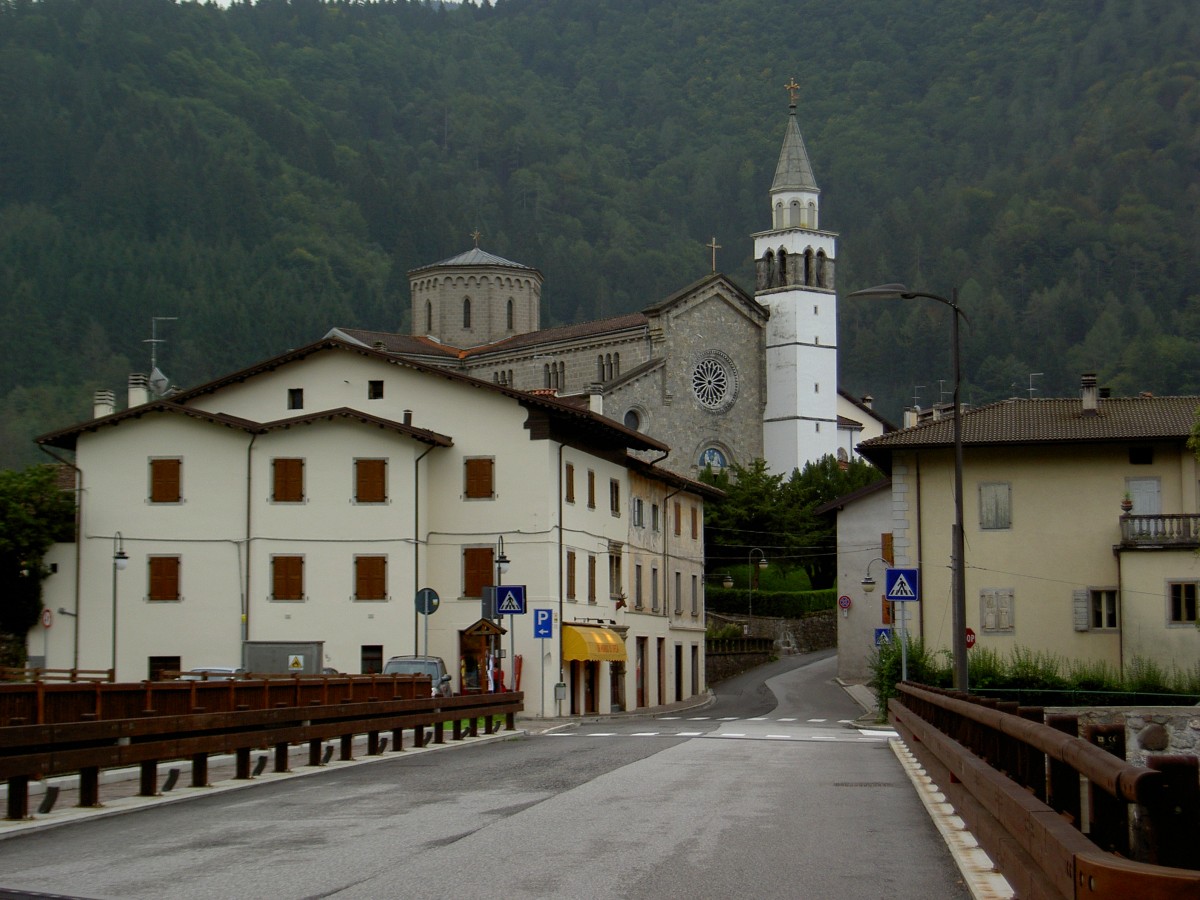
[562,625,628,662]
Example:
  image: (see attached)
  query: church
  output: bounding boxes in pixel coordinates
[329,84,890,478]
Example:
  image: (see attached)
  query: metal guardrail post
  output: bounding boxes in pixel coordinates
[391,726,404,751]
[236,747,252,779]
[191,752,208,787]
[1017,707,1046,800]
[1046,713,1081,826]
[139,760,158,796]
[6,775,29,819]
[433,721,445,745]
[308,738,322,766]
[1085,723,1129,856]
[339,734,353,761]
[1138,755,1200,868]
[78,766,100,807]
[273,741,288,773]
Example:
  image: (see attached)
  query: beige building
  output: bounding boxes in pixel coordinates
[852,375,1200,676]
[31,338,718,717]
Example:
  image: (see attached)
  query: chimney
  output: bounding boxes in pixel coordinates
[861,395,874,410]
[903,408,919,429]
[588,391,604,414]
[128,373,150,409]
[93,389,115,419]
[403,409,413,426]
[1081,373,1099,416]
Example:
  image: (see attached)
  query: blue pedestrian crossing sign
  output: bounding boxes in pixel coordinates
[874,627,893,647]
[534,609,553,638]
[496,585,527,614]
[884,568,919,603]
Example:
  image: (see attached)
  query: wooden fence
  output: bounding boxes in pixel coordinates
[890,682,1200,898]
[2,675,523,820]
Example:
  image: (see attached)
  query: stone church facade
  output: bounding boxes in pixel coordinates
[329,91,889,478]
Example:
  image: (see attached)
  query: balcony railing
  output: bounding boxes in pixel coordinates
[1119,513,1200,548]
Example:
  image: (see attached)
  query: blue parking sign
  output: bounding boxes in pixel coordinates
[534,609,553,639]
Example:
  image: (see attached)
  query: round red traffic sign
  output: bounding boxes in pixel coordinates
[41,608,52,628]
[965,627,976,649]
[837,594,852,610]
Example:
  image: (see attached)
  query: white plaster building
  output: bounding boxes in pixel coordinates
[31,339,718,717]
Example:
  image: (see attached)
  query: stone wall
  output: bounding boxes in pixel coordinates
[1065,706,1200,766]
[705,610,836,685]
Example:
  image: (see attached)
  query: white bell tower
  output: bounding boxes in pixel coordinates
[755,79,839,475]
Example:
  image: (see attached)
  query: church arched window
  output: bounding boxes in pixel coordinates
[544,364,551,388]
[774,201,784,229]
[807,200,817,229]
[506,298,514,330]
[764,250,775,288]
[789,200,801,227]
[778,249,788,286]
[597,356,605,382]
[816,250,829,288]
[605,354,613,381]
[613,353,620,377]
[426,301,432,333]
[804,249,815,286]
[463,297,472,329]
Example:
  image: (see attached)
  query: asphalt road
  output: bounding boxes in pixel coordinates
[0,651,968,899]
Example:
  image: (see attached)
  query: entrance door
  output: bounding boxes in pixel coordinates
[691,644,699,697]
[636,637,647,708]
[674,644,683,702]
[1128,477,1162,534]
[657,638,666,706]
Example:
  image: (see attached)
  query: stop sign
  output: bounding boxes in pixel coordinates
[965,627,976,649]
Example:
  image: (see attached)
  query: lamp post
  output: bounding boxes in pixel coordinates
[111,532,128,680]
[848,283,968,691]
[495,535,511,692]
[747,548,767,634]
[862,556,907,681]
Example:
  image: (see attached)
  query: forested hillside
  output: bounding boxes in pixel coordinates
[1,0,1197,468]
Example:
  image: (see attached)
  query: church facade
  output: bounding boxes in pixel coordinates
[329,90,889,478]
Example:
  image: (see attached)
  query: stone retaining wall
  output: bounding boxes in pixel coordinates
[1057,706,1200,766]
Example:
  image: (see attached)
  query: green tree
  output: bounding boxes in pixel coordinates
[0,465,75,662]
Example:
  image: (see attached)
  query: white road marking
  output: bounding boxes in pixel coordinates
[720,733,746,738]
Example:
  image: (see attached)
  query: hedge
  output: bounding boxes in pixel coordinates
[705,588,836,618]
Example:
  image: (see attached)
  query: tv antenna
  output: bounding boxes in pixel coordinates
[144,317,178,373]
[1027,372,1043,399]
[911,385,926,409]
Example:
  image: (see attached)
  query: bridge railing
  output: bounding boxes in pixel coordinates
[2,678,523,820]
[890,682,1200,899]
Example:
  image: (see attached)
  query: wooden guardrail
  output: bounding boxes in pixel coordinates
[2,676,523,820]
[0,666,114,684]
[890,682,1200,899]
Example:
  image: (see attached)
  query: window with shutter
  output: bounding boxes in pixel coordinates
[674,501,682,536]
[464,458,495,499]
[609,479,620,516]
[565,464,575,503]
[587,471,595,509]
[272,458,304,503]
[979,587,1015,632]
[566,551,577,599]
[355,556,387,600]
[690,506,698,539]
[148,556,180,601]
[463,547,494,598]
[979,483,1012,529]
[149,458,181,503]
[355,459,387,503]
[272,556,304,600]
[587,555,596,603]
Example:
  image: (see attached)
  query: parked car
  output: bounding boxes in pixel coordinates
[179,667,246,681]
[381,655,452,697]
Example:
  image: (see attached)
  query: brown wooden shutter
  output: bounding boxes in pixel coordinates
[148,556,180,601]
[587,555,596,601]
[150,459,181,503]
[674,501,682,535]
[273,459,304,502]
[464,458,494,498]
[565,464,575,503]
[587,471,595,508]
[464,547,494,598]
[690,506,698,539]
[356,459,386,502]
[355,556,387,600]
[273,556,304,600]
[566,551,576,598]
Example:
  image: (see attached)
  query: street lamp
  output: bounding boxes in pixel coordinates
[112,532,128,680]
[747,548,767,633]
[848,282,968,691]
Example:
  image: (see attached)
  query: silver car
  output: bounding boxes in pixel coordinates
[381,655,452,697]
